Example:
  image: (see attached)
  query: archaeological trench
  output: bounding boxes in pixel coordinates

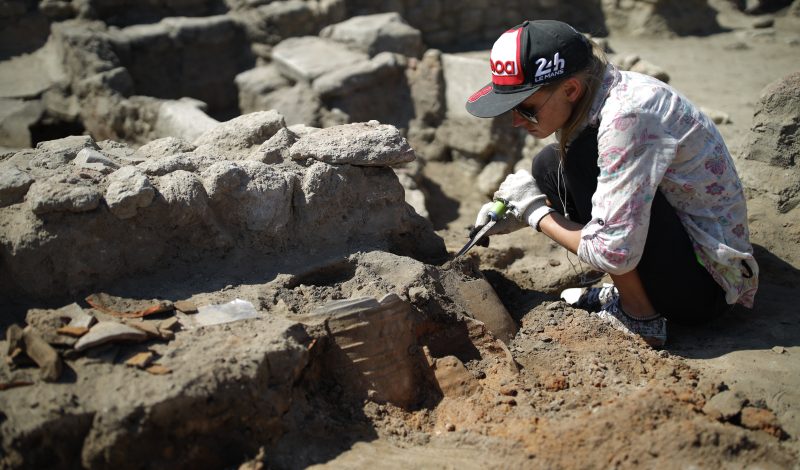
[1,0,800,468]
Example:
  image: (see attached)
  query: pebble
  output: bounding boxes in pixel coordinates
[771,346,786,354]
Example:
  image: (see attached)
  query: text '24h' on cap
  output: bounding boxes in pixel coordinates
[465,20,591,118]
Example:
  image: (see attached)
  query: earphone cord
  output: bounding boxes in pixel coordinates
[558,158,594,286]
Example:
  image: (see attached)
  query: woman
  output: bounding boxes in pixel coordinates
[466,20,758,347]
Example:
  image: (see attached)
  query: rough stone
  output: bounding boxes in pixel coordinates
[134,136,196,161]
[0,166,34,207]
[105,166,156,219]
[703,390,746,421]
[617,55,670,83]
[193,111,286,159]
[319,12,424,58]
[153,99,220,143]
[443,273,518,344]
[477,157,513,197]
[136,153,200,176]
[271,36,369,83]
[252,127,299,164]
[250,82,323,127]
[0,98,44,148]
[155,170,209,227]
[26,177,102,215]
[22,326,63,381]
[235,65,292,114]
[35,135,99,160]
[433,355,481,398]
[745,71,799,168]
[290,121,415,166]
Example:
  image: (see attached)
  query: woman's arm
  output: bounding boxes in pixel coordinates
[537,211,583,253]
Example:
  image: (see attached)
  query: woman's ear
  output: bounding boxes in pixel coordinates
[562,77,583,103]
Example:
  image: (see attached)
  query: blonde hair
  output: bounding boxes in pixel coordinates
[555,39,609,159]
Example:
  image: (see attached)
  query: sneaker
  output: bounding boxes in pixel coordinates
[593,297,667,348]
[560,283,618,312]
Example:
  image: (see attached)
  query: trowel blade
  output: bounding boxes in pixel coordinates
[454,221,495,259]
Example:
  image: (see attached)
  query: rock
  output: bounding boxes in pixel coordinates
[97,141,143,166]
[703,390,746,421]
[433,355,481,398]
[174,300,198,314]
[745,71,799,168]
[202,162,249,199]
[253,127,300,164]
[57,326,89,337]
[134,136,196,160]
[441,53,486,120]
[617,55,670,83]
[271,36,369,83]
[700,107,732,125]
[5,324,24,355]
[193,111,286,159]
[313,52,405,100]
[136,153,199,176]
[477,157,513,197]
[26,177,101,215]
[319,12,424,58]
[72,148,120,174]
[290,121,415,166]
[153,99,220,143]
[105,167,156,219]
[35,135,99,160]
[407,48,445,127]
[248,81,322,127]
[0,98,43,148]
[156,170,209,228]
[235,65,292,114]
[205,161,295,232]
[74,321,149,351]
[442,273,519,344]
[22,326,63,382]
[0,166,34,207]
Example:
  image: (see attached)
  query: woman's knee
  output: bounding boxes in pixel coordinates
[531,143,561,182]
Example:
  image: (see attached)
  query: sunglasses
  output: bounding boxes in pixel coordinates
[513,90,556,125]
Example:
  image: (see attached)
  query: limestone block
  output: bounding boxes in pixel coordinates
[441,53,488,120]
[105,167,156,219]
[290,121,415,166]
[0,98,43,148]
[235,65,291,113]
[320,12,424,58]
[154,99,220,143]
[271,36,369,83]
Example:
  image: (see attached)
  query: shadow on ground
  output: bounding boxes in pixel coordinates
[668,244,800,359]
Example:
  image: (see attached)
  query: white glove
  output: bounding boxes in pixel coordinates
[494,169,555,231]
[473,201,528,237]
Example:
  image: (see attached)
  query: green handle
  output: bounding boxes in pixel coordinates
[489,199,508,221]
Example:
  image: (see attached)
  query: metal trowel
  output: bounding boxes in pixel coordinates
[454,199,508,258]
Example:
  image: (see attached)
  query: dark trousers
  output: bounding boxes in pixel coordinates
[530,127,727,324]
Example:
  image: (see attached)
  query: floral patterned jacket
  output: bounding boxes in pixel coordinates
[577,65,758,307]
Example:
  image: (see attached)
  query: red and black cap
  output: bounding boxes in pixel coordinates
[465,20,592,118]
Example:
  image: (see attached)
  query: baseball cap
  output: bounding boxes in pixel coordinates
[465,20,591,118]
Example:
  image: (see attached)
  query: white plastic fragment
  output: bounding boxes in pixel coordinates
[192,299,259,327]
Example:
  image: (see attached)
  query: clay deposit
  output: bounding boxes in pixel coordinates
[1,0,799,469]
